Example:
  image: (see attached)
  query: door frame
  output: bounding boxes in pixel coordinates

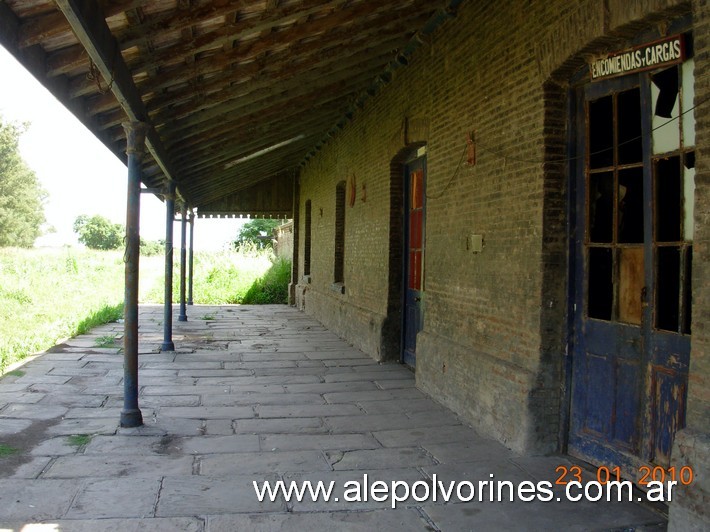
[564,49,693,477]
[401,149,427,367]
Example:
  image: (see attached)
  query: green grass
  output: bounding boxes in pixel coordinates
[144,245,291,305]
[0,247,162,372]
[0,444,20,457]
[66,434,92,447]
[241,256,291,304]
[0,245,290,373]
[95,334,119,347]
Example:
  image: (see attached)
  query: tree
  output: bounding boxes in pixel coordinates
[73,214,124,250]
[0,118,47,247]
[233,218,284,250]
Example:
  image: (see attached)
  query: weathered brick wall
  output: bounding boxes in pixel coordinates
[670,1,710,529]
[274,221,293,261]
[295,5,707,524]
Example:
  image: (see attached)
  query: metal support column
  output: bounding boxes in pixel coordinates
[178,203,188,322]
[188,210,195,306]
[120,121,147,428]
[161,182,176,351]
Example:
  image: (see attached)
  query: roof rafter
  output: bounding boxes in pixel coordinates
[54,0,179,195]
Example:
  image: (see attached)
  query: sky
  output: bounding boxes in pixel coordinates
[0,46,244,250]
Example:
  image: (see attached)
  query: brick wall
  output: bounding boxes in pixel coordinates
[671,1,710,529]
[273,220,293,261]
[295,0,707,525]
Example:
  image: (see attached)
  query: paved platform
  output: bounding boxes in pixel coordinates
[0,305,666,531]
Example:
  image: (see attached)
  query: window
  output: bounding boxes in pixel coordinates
[304,200,312,277]
[334,181,346,284]
[584,59,694,334]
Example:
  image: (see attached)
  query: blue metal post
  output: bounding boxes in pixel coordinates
[178,203,188,322]
[120,121,146,428]
[188,210,194,305]
[161,182,175,351]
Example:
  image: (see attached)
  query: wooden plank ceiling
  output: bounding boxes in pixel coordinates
[0,0,454,216]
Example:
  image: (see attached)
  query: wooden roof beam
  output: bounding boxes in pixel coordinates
[132,15,423,111]
[114,1,249,51]
[187,139,320,205]
[174,108,343,174]
[125,0,350,76]
[166,100,346,159]
[47,0,305,78]
[18,0,145,49]
[154,48,393,136]
[54,0,179,194]
[0,1,122,161]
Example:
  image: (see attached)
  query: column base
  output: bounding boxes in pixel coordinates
[120,408,143,428]
[161,341,175,351]
[178,315,188,322]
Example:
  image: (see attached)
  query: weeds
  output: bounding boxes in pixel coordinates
[0,246,290,373]
[0,248,162,372]
[76,305,124,337]
[0,444,19,457]
[66,434,92,447]
[144,246,289,305]
[95,334,119,347]
[241,257,291,304]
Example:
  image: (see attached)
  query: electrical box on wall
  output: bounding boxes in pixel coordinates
[467,234,483,253]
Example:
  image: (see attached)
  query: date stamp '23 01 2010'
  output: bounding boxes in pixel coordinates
[554,465,695,487]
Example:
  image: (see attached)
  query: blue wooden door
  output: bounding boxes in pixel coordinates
[569,61,693,478]
[402,156,426,366]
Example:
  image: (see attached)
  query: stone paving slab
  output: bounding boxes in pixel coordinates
[257,403,362,418]
[323,387,425,404]
[40,393,108,408]
[326,447,436,470]
[0,418,33,435]
[107,394,201,408]
[3,517,205,531]
[66,477,162,519]
[261,433,381,452]
[8,455,53,479]
[284,468,429,512]
[233,417,328,435]
[421,496,665,531]
[177,435,261,454]
[43,454,195,478]
[200,450,332,476]
[0,392,45,405]
[0,479,81,521]
[372,425,478,447]
[158,406,254,419]
[0,304,667,530]
[206,509,431,531]
[200,392,325,406]
[156,475,285,516]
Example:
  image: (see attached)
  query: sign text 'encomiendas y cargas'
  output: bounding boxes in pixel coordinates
[590,35,684,81]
